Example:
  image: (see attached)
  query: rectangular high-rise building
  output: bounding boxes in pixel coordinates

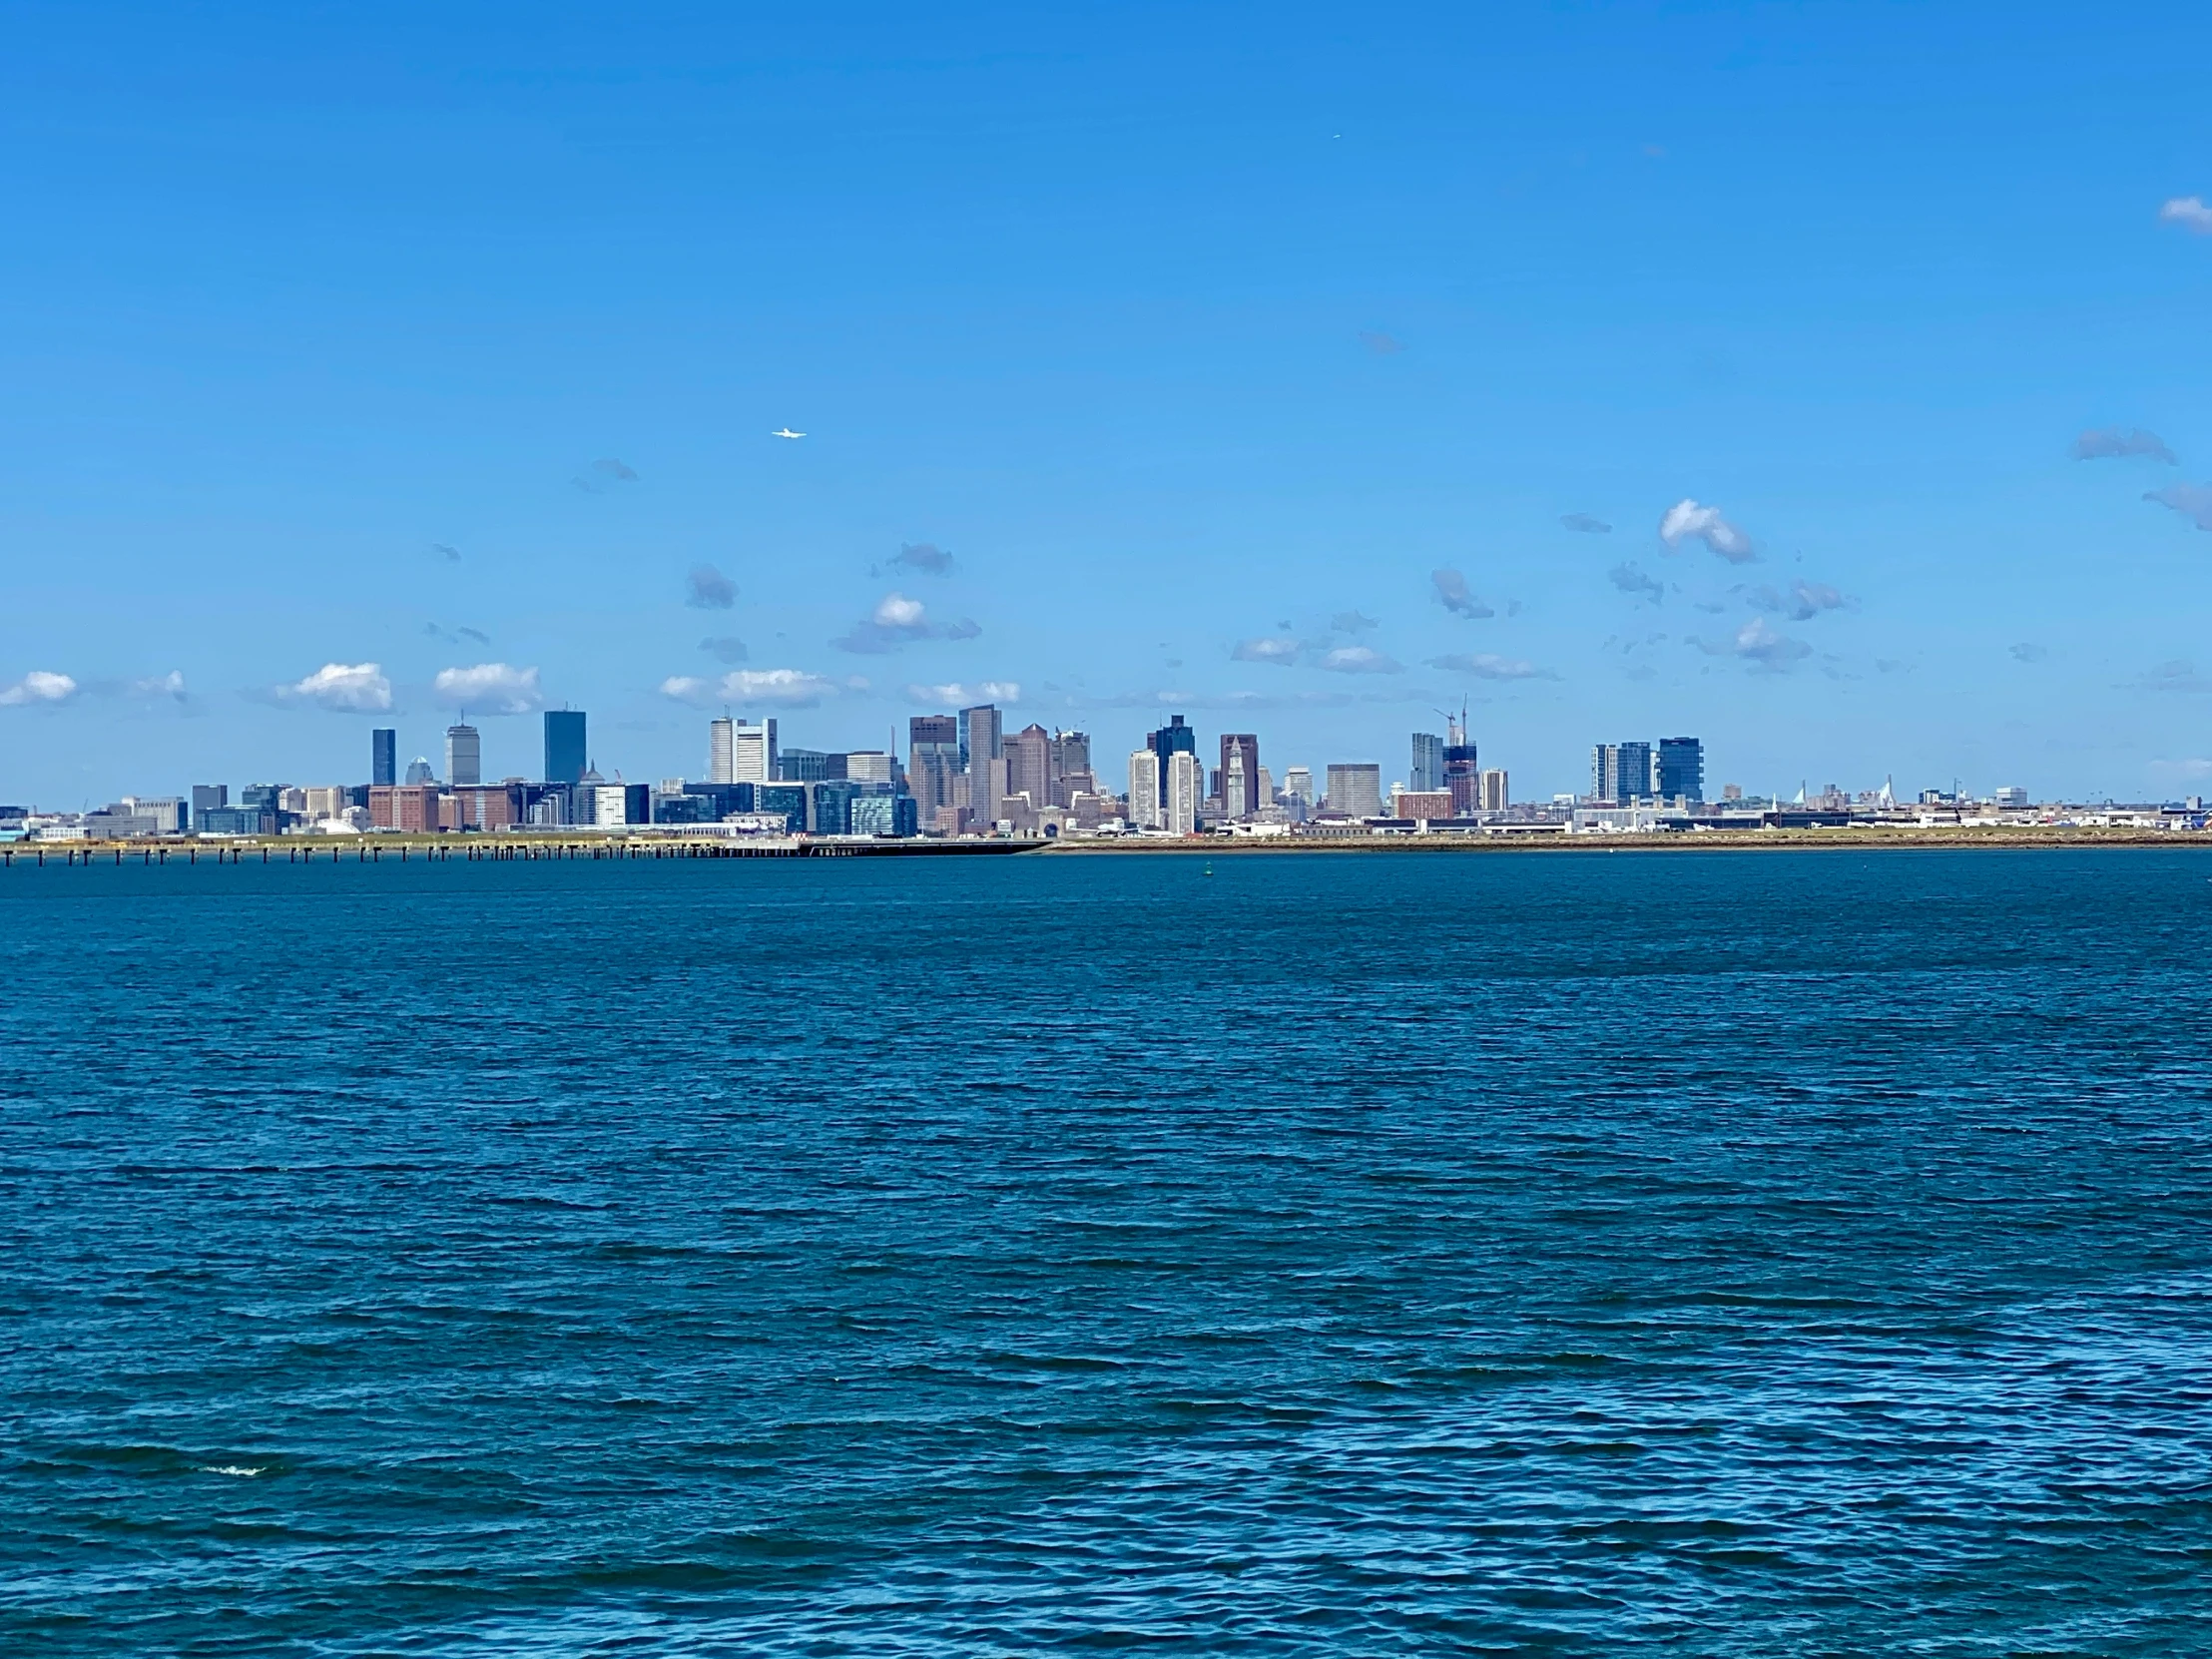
[959,704,1002,780]
[844,751,894,785]
[445,724,482,789]
[191,785,228,824]
[1219,734,1260,820]
[709,717,735,784]
[909,714,959,818]
[371,728,397,788]
[1150,714,1196,802]
[544,710,587,786]
[1127,750,1161,829]
[1410,732,1444,794]
[1479,769,1509,812]
[1006,724,1052,810]
[1656,737,1703,803]
[732,720,778,783]
[1443,713,1479,817]
[1325,764,1382,820]
[1164,750,1202,834]
[1049,730,1091,805]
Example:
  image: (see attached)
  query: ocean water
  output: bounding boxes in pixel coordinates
[5,846,2212,1656]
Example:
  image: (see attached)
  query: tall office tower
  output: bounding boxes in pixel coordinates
[778,749,841,783]
[1283,766,1314,806]
[1218,733,1260,820]
[1617,740,1655,803]
[709,718,736,784]
[1656,737,1704,803]
[1048,730,1092,806]
[445,724,482,788]
[1164,750,1202,834]
[544,709,588,785]
[1443,709,1479,817]
[1326,763,1383,820]
[371,728,397,788]
[1127,750,1162,828]
[1410,731,1444,793]
[1257,766,1274,806]
[404,756,436,786]
[958,703,1002,785]
[191,784,228,823]
[1479,769,1509,811]
[731,719,779,783]
[1150,713,1197,800]
[909,714,960,817]
[1005,724,1052,809]
[844,751,894,785]
[1590,745,1617,804]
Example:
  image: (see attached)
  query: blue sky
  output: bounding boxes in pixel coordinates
[4,0,2212,805]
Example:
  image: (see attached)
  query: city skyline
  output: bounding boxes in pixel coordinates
[6,6,2212,804]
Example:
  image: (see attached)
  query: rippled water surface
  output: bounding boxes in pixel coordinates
[6,847,2212,1656]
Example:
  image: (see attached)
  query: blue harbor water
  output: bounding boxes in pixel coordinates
[6,847,2212,1656]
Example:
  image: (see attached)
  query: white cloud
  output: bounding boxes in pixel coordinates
[1232,637,1302,666]
[1319,645,1404,675]
[834,591,980,654]
[1746,579,1851,621]
[1659,498,1756,562]
[277,663,392,712]
[1692,616,1810,669]
[2159,196,2212,234]
[1426,652,1554,680]
[432,662,543,714]
[902,680,1021,705]
[131,670,188,702]
[2145,483,2212,531]
[0,670,78,707]
[661,669,851,709]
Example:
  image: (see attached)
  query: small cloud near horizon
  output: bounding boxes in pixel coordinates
[433,662,542,715]
[274,662,392,713]
[1426,652,1554,681]
[1319,645,1403,675]
[1609,563,1664,605]
[662,669,856,709]
[2145,483,2212,531]
[2159,196,2212,234]
[700,636,749,664]
[884,541,955,577]
[1431,568,1494,619]
[1331,611,1379,633]
[1660,499,1756,563]
[834,592,981,654]
[1232,637,1302,667]
[903,680,1021,706]
[2010,643,2049,664]
[686,564,738,609]
[1691,617,1809,670]
[0,670,80,708]
[2073,427,2177,464]
[1561,513,1612,534]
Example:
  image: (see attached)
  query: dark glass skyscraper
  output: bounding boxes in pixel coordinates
[909,714,959,819]
[371,728,397,789]
[1410,732,1444,794]
[1656,737,1704,803]
[544,710,587,786]
[1150,714,1196,798]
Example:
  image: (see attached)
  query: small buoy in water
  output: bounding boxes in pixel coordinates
[1204,862,1214,877]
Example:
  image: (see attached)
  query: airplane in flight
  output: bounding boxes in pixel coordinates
[771,428,806,439]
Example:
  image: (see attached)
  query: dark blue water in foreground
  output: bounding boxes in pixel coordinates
[6,848,2212,1656]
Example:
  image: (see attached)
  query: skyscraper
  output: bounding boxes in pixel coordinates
[1443,710,1479,817]
[1127,750,1161,828]
[445,724,482,789]
[1326,764,1382,820]
[959,704,1002,780]
[1164,750,1202,833]
[1006,724,1052,810]
[1219,733,1260,820]
[544,710,587,786]
[1410,731,1444,794]
[1150,714,1196,801]
[371,728,397,789]
[732,720,778,783]
[909,715,959,819]
[1479,769,1509,811]
[1656,737,1704,803]
[1049,730,1092,804]
[709,717,735,784]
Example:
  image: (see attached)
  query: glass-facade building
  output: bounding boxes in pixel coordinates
[371,729,397,789]
[543,710,588,786]
[1656,737,1704,803]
